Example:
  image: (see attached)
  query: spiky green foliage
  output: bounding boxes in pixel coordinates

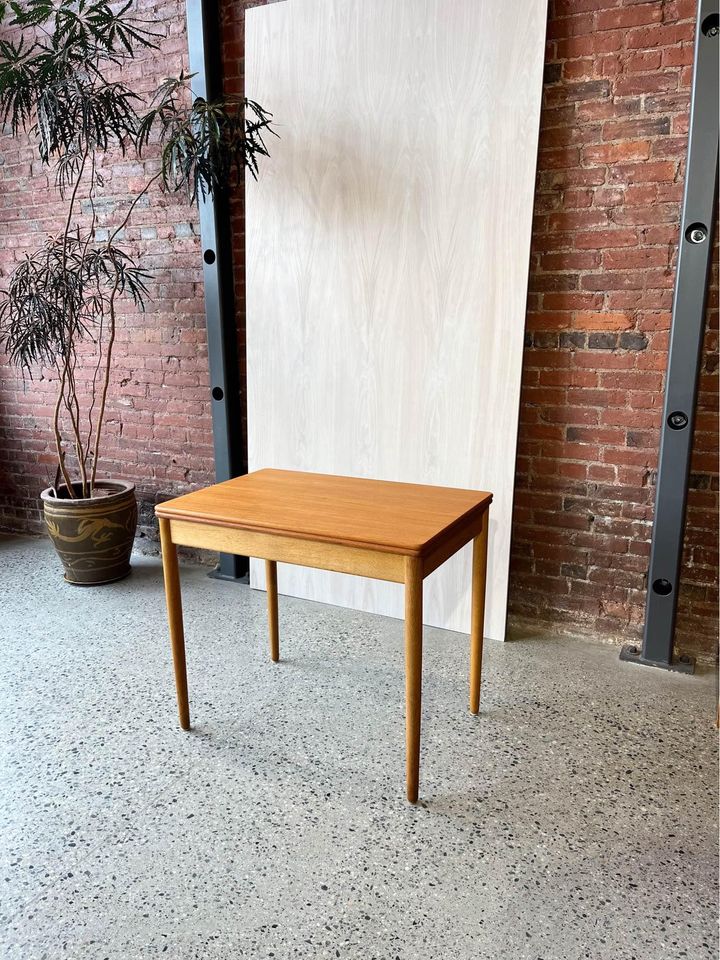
[0,0,159,177]
[0,2,276,196]
[138,75,277,201]
[0,0,276,496]
[0,234,150,371]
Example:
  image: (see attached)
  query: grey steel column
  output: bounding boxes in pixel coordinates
[620,0,718,672]
[185,0,247,580]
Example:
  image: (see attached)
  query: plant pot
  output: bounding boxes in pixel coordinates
[40,480,138,585]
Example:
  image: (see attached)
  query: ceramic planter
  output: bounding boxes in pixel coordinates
[40,480,138,585]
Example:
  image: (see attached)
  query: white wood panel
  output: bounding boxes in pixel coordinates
[246,0,547,639]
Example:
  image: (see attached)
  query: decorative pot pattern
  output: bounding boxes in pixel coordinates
[41,481,138,585]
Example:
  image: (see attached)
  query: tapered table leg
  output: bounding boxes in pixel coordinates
[266,559,280,662]
[159,517,190,730]
[469,509,490,715]
[404,557,423,803]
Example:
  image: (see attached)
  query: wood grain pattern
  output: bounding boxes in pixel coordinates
[158,517,190,730]
[156,469,491,555]
[404,556,424,804]
[266,559,280,662]
[469,513,490,714]
[246,0,547,638]
[167,518,407,583]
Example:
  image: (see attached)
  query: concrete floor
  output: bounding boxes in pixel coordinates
[0,535,717,960]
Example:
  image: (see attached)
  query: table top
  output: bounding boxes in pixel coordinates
[156,469,492,557]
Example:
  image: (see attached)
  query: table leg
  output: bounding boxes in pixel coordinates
[266,559,280,662]
[159,517,190,730]
[404,557,423,803]
[469,508,489,715]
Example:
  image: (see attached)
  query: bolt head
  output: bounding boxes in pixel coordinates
[668,411,688,429]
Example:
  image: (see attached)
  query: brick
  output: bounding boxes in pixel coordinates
[619,331,649,351]
[544,62,563,85]
[609,161,680,184]
[612,204,680,226]
[608,290,674,311]
[538,146,583,169]
[588,332,618,350]
[602,117,671,140]
[555,33,624,60]
[573,350,636,370]
[547,13,597,41]
[662,42,696,67]
[603,247,669,269]
[596,5,663,30]
[644,92,691,113]
[625,22,695,50]
[560,332,588,350]
[562,188,596,209]
[593,186,625,208]
[529,273,580,292]
[652,135,688,159]
[543,405,599,425]
[574,228,638,249]
[539,123,602,150]
[577,97,642,122]
[614,72,679,98]
[540,105,579,129]
[583,271,649,291]
[540,251,602,271]
[545,79,611,105]
[563,58,596,81]
[583,140,651,164]
[525,313,579,332]
[547,209,609,231]
[620,50,663,74]
[567,426,625,444]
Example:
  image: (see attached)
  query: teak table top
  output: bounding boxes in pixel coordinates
[155,469,492,557]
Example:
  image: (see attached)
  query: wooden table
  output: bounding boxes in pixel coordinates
[156,469,492,802]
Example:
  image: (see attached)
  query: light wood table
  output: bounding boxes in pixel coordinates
[156,469,492,803]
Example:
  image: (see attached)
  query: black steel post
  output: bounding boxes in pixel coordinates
[620,0,719,673]
[185,0,247,581]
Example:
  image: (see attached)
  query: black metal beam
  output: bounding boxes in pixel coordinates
[620,0,718,673]
[185,0,247,581]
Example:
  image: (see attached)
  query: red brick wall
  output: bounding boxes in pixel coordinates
[509,0,718,660]
[0,0,717,660]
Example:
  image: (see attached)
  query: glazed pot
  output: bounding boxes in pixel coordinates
[40,480,138,585]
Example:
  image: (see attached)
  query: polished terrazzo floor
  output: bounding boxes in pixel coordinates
[0,535,717,960]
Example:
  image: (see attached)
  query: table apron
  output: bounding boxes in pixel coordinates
[168,518,406,583]
[421,510,487,578]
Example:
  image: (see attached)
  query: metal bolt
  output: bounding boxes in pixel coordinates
[689,227,707,243]
[652,578,673,596]
[668,411,688,430]
[707,25,719,36]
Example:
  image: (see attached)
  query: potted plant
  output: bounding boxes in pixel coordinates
[0,0,275,584]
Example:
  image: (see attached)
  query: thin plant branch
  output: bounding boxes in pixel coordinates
[90,277,120,491]
[0,0,276,498]
[52,360,74,494]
